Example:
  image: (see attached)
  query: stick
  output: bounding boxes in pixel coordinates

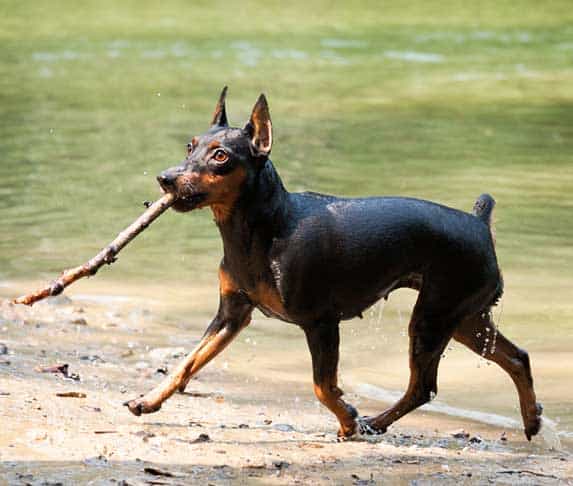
[497,470,559,480]
[13,192,176,306]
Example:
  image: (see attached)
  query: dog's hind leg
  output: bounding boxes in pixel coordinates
[453,312,542,440]
[125,288,253,416]
[362,296,454,434]
[304,321,359,438]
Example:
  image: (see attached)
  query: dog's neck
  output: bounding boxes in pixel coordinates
[215,159,290,259]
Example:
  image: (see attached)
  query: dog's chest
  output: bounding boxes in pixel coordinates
[234,260,291,322]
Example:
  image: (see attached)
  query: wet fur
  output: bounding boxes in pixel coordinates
[126,89,542,441]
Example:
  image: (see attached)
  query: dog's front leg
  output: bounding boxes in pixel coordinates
[304,321,359,438]
[125,291,252,416]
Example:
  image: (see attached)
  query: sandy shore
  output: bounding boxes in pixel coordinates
[0,291,571,485]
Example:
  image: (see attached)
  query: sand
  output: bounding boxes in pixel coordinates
[0,291,571,485]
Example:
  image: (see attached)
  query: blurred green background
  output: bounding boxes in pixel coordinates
[0,0,571,292]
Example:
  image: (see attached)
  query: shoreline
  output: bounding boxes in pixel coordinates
[1,285,572,484]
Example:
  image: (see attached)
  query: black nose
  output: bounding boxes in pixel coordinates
[157,172,175,187]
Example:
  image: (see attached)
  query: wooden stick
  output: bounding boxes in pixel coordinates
[13,193,176,306]
[497,470,559,480]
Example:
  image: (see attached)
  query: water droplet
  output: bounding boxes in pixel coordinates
[490,326,498,355]
[143,170,148,176]
[157,92,161,96]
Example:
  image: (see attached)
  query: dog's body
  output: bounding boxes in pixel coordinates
[126,88,542,440]
[221,174,501,326]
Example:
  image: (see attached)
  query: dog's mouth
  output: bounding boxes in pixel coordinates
[171,192,208,212]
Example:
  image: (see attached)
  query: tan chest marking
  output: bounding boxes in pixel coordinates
[219,269,288,319]
[250,282,287,319]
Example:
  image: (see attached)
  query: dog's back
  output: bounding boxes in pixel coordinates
[275,191,501,324]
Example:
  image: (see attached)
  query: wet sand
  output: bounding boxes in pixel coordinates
[0,282,571,485]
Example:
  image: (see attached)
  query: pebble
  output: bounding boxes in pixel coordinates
[273,423,295,432]
[449,428,470,439]
[148,347,185,362]
[81,405,102,412]
[191,433,211,444]
[133,430,156,442]
[79,354,105,363]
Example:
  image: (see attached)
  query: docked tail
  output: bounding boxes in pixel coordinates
[473,193,503,305]
[473,193,496,243]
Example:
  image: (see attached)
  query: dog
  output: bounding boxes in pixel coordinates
[125,87,542,440]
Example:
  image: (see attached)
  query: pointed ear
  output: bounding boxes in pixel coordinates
[210,86,229,128]
[244,94,272,157]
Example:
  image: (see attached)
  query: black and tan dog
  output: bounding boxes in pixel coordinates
[125,88,542,440]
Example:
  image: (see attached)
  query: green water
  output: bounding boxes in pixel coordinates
[1,0,572,435]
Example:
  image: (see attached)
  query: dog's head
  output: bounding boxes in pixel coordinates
[157,87,272,222]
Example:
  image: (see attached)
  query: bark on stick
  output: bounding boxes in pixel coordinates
[13,192,176,306]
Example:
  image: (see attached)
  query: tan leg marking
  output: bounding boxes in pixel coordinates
[453,314,542,440]
[313,382,357,437]
[125,312,251,415]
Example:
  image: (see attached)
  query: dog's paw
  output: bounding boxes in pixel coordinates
[338,417,386,442]
[123,396,162,416]
[525,402,543,441]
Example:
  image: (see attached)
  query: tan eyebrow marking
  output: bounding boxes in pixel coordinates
[208,140,221,150]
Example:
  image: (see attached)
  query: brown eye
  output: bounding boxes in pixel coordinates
[212,149,229,163]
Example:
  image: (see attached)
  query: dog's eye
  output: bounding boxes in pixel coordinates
[212,149,229,164]
[186,143,193,156]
